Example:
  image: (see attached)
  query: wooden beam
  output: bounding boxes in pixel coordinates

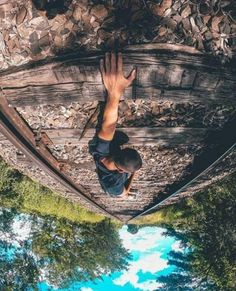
[0,44,235,106]
[43,127,208,146]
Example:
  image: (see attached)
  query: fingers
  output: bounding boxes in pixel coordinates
[118,52,123,73]
[102,52,133,83]
[103,52,119,74]
[100,59,105,76]
[111,52,116,74]
[105,52,110,73]
[127,68,136,85]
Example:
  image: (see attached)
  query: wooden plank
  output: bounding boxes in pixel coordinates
[4,83,104,105]
[44,127,208,146]
[5,84,236,106]
[0,44,235,106]
[215,79,236,93]
[193,72,220,90]
[0,132,7,141]
[180,69,197,89]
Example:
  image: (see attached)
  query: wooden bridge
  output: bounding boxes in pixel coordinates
[0,44,236,222]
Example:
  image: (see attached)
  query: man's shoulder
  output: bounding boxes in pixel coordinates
[89,136,111,158]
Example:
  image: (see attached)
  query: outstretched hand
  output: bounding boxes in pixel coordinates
[100,52,136,99]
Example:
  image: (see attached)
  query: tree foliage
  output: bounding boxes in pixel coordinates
[0,155,131,288]
[0,158,103,223]
[0,205,130,289]
[0,208,39,290]
[32,217,130,288]
[156,173,236,290]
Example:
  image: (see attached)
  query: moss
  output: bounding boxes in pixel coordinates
[134,204,183,225]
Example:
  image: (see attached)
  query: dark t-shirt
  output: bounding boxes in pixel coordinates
[89,137,128,196]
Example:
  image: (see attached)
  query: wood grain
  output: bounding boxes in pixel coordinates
[44,127,208,146]
[0,44,235,106]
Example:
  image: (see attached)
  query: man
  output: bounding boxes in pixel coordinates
[89,52,142,199]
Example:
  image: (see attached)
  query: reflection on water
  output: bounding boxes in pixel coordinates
[1,158,235,290]
[0,158,182,290]
[0,208,130,290]
[0,207,180,291]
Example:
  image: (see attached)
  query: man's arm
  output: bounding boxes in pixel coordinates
[98,52,136,141]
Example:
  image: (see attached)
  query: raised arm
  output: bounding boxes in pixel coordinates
[98,52,136,141]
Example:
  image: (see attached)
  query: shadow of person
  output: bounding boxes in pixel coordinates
[148,114,236,209]
[89,101,130,155]
[190,115,236,177]
[32,0,72,19]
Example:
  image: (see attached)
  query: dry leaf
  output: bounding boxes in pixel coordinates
[3,30,9,42]
[39,34,50,48]
[190,16,200,33]
[90,5,108,19]
[163,8,172,17]
[173,14,182,23]
[162,17,177,30]
[54,35,63,47]
[0,32,6,52]
[182,18,191,32]
[211,16,224,33]
[153,0,172,17]
[73,5,82,21]
[16,6,27,25]
[65,20,74,31]
[7,38,15,53]
[196,37,204,50]
[161,0,172,12]
[14,37,20,49]
[181,5,191,18]
[203,15,211,25]
[159,27,167,37]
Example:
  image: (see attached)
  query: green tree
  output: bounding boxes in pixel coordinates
[0,208,40,290]
[156,173,236,290]
[32,217,131,288]
[0,158,103,223]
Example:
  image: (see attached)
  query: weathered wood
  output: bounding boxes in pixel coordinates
[44,127,208,146]
[0,44,235,106]
[0,132,7,141]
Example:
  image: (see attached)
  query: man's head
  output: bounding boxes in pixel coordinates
[113,148,142,174]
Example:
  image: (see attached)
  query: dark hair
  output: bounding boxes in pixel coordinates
[113,148,142,173]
